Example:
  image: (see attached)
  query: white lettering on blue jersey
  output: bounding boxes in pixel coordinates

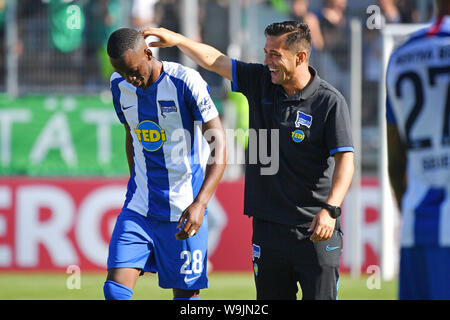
[386,16,450,247]
[110,61,218,222]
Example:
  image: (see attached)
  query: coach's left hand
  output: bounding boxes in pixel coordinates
[308,209,336,242]
[140,27,181,48]
[175,201,205,240]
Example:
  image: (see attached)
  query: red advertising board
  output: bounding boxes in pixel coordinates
[0,177,252,272]
[0,177,126,271]
[0,177,382,273]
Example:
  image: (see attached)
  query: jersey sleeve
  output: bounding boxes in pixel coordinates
[110,73,127,124]
[325,94,354,156]
[231,59,266,96]
[184,70,219,123]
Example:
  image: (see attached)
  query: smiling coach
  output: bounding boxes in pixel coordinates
[142,21,354,300]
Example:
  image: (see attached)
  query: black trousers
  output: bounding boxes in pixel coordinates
[251,217,342,300]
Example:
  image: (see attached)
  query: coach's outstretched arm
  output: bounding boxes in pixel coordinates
[141,27,233,81]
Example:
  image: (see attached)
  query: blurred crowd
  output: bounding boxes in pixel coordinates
[0,0,434,126]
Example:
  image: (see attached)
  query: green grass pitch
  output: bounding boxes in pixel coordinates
[0,272,397,300]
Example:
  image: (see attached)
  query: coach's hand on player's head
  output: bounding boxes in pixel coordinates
[308,209,336,242]
[140,27,181,48]
[175,201,206,240]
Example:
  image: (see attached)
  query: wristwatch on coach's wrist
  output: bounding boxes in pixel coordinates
[321,203,341,219]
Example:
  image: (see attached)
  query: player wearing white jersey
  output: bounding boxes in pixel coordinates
[386,0,450,299]
[103,28,226,300]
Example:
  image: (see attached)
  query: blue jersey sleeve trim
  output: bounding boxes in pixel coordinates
[330,147,354,156]
[231,59,238,92]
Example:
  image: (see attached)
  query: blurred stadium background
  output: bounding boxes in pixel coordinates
[0,0,435,300]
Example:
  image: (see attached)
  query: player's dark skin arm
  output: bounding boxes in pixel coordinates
[175,116,227,240]
[387,123,407,211]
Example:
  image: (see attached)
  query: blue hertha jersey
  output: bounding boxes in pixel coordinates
[386,16,450,247]
[110,61,218,222]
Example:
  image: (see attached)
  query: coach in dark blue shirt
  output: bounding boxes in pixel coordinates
[142,21,354,300]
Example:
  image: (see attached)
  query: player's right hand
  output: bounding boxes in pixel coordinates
[140,27,181,48]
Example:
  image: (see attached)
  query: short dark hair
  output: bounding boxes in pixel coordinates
[107,28,144,59]
[264,21,312,58]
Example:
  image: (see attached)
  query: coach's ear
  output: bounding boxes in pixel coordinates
[144,48,153,60]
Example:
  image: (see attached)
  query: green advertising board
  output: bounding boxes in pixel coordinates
[0,94,129,176]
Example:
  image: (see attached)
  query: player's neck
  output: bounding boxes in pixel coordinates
[283,67,312,96]
[144,60,163,89]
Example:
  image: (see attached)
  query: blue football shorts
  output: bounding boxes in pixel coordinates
[107,209,209,290]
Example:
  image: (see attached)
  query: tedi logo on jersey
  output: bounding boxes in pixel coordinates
[135,120,166,152]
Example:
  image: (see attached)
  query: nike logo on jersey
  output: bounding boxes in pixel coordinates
[122,104,135,110]
[325,245,340,252]
[184,274,201,283]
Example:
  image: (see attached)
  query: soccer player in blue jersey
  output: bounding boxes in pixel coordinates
[386,0,450,300]
[103,28,226,300]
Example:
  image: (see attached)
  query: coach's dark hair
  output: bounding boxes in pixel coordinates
[264,21,312,58]
[107,28,144,59]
